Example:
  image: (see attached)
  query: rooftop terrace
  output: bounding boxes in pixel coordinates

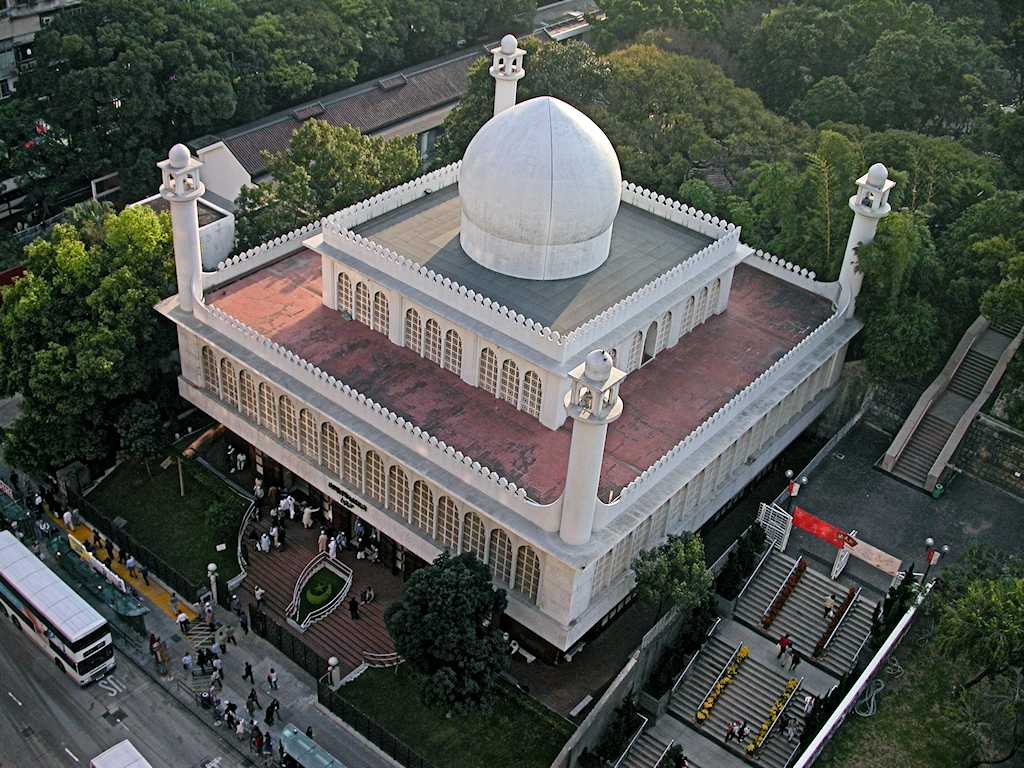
[207,251,833,504]
[351,185,714,333]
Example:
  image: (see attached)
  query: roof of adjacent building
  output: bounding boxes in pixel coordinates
[351,185,713,333]
[190,46,484,178]
[207,250,834,504]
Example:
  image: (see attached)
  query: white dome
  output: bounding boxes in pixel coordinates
[866,162,888,187]
[459,96,622,281]
[168,143,191,169]
[500,34,518,55]
[584,350,614,381]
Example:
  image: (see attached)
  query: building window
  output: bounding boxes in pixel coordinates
[462,512,486,561]
[642,321,659,366]
[337,273,352,315]
[412,480,434,535]
[342,436,362,489]
[499,359,520,407]
[656,312,671,353]
[424,319,442,365]
[443,329,462,375]
[258,383,277,433]
[479,348,498,395]
[320,423,340,475]
[219,359,238,407]
[404,308,421,354]
[522,371,542,418]
[436,496,458,550]
[355,282,370,325]
[388,466,410,521]
[372,292,389,335]
[365,451,386,505]
[299,409,318,461]
[201,347,219,393]
[279,396,298,447]
[514,546,541,604]
[627,331,643,372]
[708,278,721,315]
[593,550,613,593]
[488,529,513,585]
[239,370,257,420]
[683,296,695,333]
[696,286,709,325]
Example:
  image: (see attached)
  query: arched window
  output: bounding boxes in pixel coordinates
[219,359,238,407]
[320,423,340,475]
[522,371,542,418]
[388,466,410,521]
[372,292,389,334]
[365,452,386,505]
[642,320,658,366]
[239,371,257,420]
[515,546,541,604]
[279,396,298,447]
[424,319,442,365]
[656,312,671,353]
[479,348,498,395]
[337,273,352,314]
[355,282,370,325]
[488,529,513,585]
[443,329,462,375]
[258,383,277,433]
[708,278,721,316]
[411,480,434,535]
[298,409,318,460]
[201,347,219,393]
[462,512,486,561]
[696,286,709,324]
[683,296,695,333]
[627,331,643,372]
[404,308,422,354]
[436,496,458,550]
[500,359,520,407]
[342,436,362,489]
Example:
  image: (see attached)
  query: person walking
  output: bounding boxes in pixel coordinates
[305,726,314,740]
[250,726,263,754]
[62,509,73,531]
[182,653,193,674]
[803,693,815,717]
[267,668,278,690]
[245,697,256,719]
[317,529,328,553]
[776,633,793,662]
[225,624,237,646]
[327,536,337,560]
[738,721,751,742]
[348,597,360,620]
[248,687,263,711]
[823,593,838,620]
[139,563,150,586]
[239,612,249,636]
[176,611,190,634]
[204,600,215,627]
[230,594,241,615]
[243,661,255,685]
[125,554,138,578]
[211,639,223,658]
[265,698,279,727]
[724,720,739,744]
[254,585,266,609]
[104,538,114,562]
[170,592,180,615]
[789,648,803,671]
[235,718,246,741]
[260,532,271,553]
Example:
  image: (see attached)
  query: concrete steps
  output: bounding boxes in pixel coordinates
[891,413,954,487]
[946,349,996,400]
[734,551,875,678]
[991,316,1023,339]
[620,730,672,768]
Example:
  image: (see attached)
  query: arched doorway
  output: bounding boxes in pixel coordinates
[642,321,658,366]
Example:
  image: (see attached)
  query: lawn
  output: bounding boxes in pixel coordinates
[340,665,575,768]
[296,567,346,625]
[87,456,247,586]
[820,615,968,768]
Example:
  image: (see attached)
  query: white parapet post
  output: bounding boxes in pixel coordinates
[838,163,895,319]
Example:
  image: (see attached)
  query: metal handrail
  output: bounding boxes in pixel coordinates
[762,557,803,621]
[286,552,327,615]
[820,588,861,656]
[654,739,675,768]
[612,713,649,768]
[236,500,256,573]
[756,676,803,752]
[672,617,722,694]
[697,641,743,716]
[363,651,403,668]
[734,545,773,607]
[291,559,354,628]
[847,625,874,675]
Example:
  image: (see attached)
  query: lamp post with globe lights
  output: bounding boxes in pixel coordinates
[922,538,950,584]
[784,469,810,513]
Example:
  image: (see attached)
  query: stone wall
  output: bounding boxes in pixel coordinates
[953,414,1024,498]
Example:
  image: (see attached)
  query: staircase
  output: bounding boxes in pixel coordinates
[733,551,875,678]
[620,731,672,768]
[669,636,805,768]
[882,315,1023,492]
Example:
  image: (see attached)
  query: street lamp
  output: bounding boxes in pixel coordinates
[921,537,950,583]
[784,470,810,513]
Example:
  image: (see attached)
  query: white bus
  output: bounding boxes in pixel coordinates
[90,740,154,768]
[0,530,116,684]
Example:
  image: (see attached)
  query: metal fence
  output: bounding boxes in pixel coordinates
[68,489,202,603]
[317,680,438,768]
[247,604,328,679]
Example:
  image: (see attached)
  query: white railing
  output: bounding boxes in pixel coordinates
[753,676,803,755]
[734,546,773,607]
[363,651,403,668]
[286,552,327,617]
[236,500,257,576]
[819,587,861,658]
[696,641,743,719]
[654,739,674,768]
[287,556,354,630]
[671,617,722,694]
[612,713,649,768]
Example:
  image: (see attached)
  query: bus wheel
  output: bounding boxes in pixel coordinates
[54,657,65,674]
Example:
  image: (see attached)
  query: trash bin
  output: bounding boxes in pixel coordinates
[931,483,944,499]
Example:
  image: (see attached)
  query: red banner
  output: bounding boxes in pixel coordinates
[792,506,857,549]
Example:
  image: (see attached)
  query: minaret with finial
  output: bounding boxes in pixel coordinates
[560,350,626,546]
[838,162,895,318]
[159,143,205,315]
[490,34,526,116]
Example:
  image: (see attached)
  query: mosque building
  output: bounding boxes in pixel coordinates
[156,35,892,659]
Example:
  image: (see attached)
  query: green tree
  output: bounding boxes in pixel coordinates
[0,205,175,474]
[384,551,508,713]
[631,534,713,615]
[115,400,163,476]
[234,119,421,249]
[791,76,864,127]
[592,0,727,51]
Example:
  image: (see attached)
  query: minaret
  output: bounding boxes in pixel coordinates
[158,143,205,315]
[490,34,525,117]
[560,350,626,546]
[838,162,895,318]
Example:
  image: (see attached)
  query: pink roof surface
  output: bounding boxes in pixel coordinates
[207,251,833,503]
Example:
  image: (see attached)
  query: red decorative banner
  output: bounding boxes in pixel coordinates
[792,506,856,549]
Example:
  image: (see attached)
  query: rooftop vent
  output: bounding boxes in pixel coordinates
[292,103,325,121]
[377,73,408,91]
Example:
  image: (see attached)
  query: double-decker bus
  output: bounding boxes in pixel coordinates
[0,530,115,684]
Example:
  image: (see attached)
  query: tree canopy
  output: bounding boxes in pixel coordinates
[384,552,509,713]
[631,534,713,615]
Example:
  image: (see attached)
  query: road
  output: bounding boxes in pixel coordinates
[0,618,247,768]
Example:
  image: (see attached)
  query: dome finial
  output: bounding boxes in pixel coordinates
[500,34,517,55]
[168,143,191,169]
[867,162,888,187]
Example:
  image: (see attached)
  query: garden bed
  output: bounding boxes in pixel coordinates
[87,457,247,585]
[339,665,574,768]
[294,566,348,626]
